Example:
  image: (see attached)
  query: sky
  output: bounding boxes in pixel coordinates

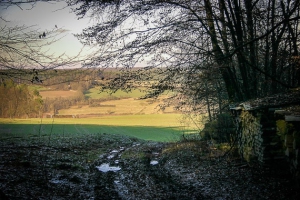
[0,1,150,68]
[0,1,93,63]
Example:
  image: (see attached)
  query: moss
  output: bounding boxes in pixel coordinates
[276,120,295,139]
[276,120,287,140]
[121,149,145,159]
[216,143,231,151]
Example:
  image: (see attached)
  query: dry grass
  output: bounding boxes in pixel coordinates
[59,97,175,115]
[39,90,81,99]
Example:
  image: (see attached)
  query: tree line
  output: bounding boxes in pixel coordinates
[0,80,43,118]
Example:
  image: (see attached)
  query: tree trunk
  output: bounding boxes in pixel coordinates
[204,0,242,101]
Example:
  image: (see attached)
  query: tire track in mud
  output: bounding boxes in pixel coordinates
[91,142,203,200]
[93,146,126,200]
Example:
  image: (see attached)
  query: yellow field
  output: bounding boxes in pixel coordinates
[59,97,175,115]
[0,113,202,135]
[39,90,81,99]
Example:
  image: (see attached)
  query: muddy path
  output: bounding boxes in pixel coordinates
[0,134,299,199]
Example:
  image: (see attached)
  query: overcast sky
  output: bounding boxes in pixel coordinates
[0,1,149,68]
[0,1,92,60]
[0,1,89,33]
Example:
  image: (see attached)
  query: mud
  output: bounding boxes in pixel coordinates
[0,134,299,199]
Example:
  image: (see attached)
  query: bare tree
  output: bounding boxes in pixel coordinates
[0,0,86,84]
[66,0,300,103]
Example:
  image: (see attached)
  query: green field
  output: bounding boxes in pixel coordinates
[0,114,201,142]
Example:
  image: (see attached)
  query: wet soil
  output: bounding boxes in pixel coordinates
[0,134,299,199]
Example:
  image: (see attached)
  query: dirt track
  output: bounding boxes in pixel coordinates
[0,134,299,199]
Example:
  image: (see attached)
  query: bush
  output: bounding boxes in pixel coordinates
[200,113,235,143]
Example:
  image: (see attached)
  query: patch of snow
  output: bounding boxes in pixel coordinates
[96,163,121,173]
[150,160,159,165]
[111,150,119,153]
[132,143,140,147]
[119,147,125,151]
[107,154,115,159]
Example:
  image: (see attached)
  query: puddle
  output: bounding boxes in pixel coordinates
[119,147,125,151]
[107,147,125,159]
[107,154,115,159]
[96,163,121,172]
[132,143,140,147]
[150,160,159,165]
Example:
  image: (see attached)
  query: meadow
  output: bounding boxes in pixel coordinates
[0,114,200,142]
[0,85,203,142]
